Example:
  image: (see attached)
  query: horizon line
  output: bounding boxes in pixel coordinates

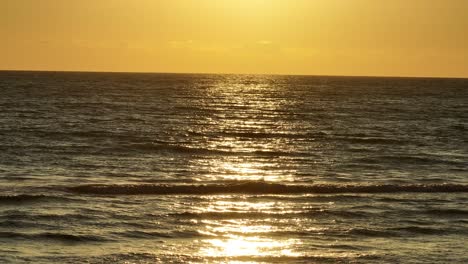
[1,68,467,80]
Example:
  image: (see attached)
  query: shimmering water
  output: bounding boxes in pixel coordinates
[1,71,467,263]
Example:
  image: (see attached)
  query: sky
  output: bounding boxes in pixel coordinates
[1,0,468,77]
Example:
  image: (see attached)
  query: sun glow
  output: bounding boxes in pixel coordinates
[2,0,468,77]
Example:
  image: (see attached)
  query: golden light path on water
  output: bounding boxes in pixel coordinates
[201,236,300,259]
[201,159,295,182]
[190,78,299,261]
[195,198,302,262]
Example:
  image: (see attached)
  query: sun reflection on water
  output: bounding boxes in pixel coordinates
[201,235,300,258]
[193,76,298,184]
[192,78,302,261]
[196,198,302,262]
[200,159,296,182]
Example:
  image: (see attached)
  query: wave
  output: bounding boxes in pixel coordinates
[353,155,465,166]
[111,143,305,157]
[40,253,376,264]
[0,231,108,242]
[348,226,464,237]
[0,211,97,222]
[188,130,329,140]
[423,208,468,216]
[180,254,377,263]
[186,131,406,145]
[0,194,72,204]
[67,182,468,195]
[113,230,203,239]
[171,208,367,220]
[333,136,407,145]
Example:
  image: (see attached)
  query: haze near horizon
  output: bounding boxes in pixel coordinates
[2,0,468,78]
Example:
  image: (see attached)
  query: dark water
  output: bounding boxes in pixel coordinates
[0,71,467,263]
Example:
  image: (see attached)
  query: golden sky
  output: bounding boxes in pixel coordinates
[1,0,468,77]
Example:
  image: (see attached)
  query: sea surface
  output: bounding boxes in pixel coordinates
[0,71,467,263]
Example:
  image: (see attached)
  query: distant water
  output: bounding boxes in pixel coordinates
[0,71,467,263]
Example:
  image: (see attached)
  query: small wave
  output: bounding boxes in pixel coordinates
[192,254,375,263]
[0,231,108,242]
[67,182,468,195]
[424,208,468,216]
[113,230,174,239]
[348,226,463,238]
[347,228,396,237]
[172,209,366,220]
[0,194,71,204]
[113,230,202,239]
[42,252,375,264]
[113,143,305,157]
[334,136,406,145]
[217,131,327,139]
[391,226,450,235]
[0,212,96,222]
[354,155,464,166]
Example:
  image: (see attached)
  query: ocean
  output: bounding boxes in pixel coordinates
[0,71,467,263]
